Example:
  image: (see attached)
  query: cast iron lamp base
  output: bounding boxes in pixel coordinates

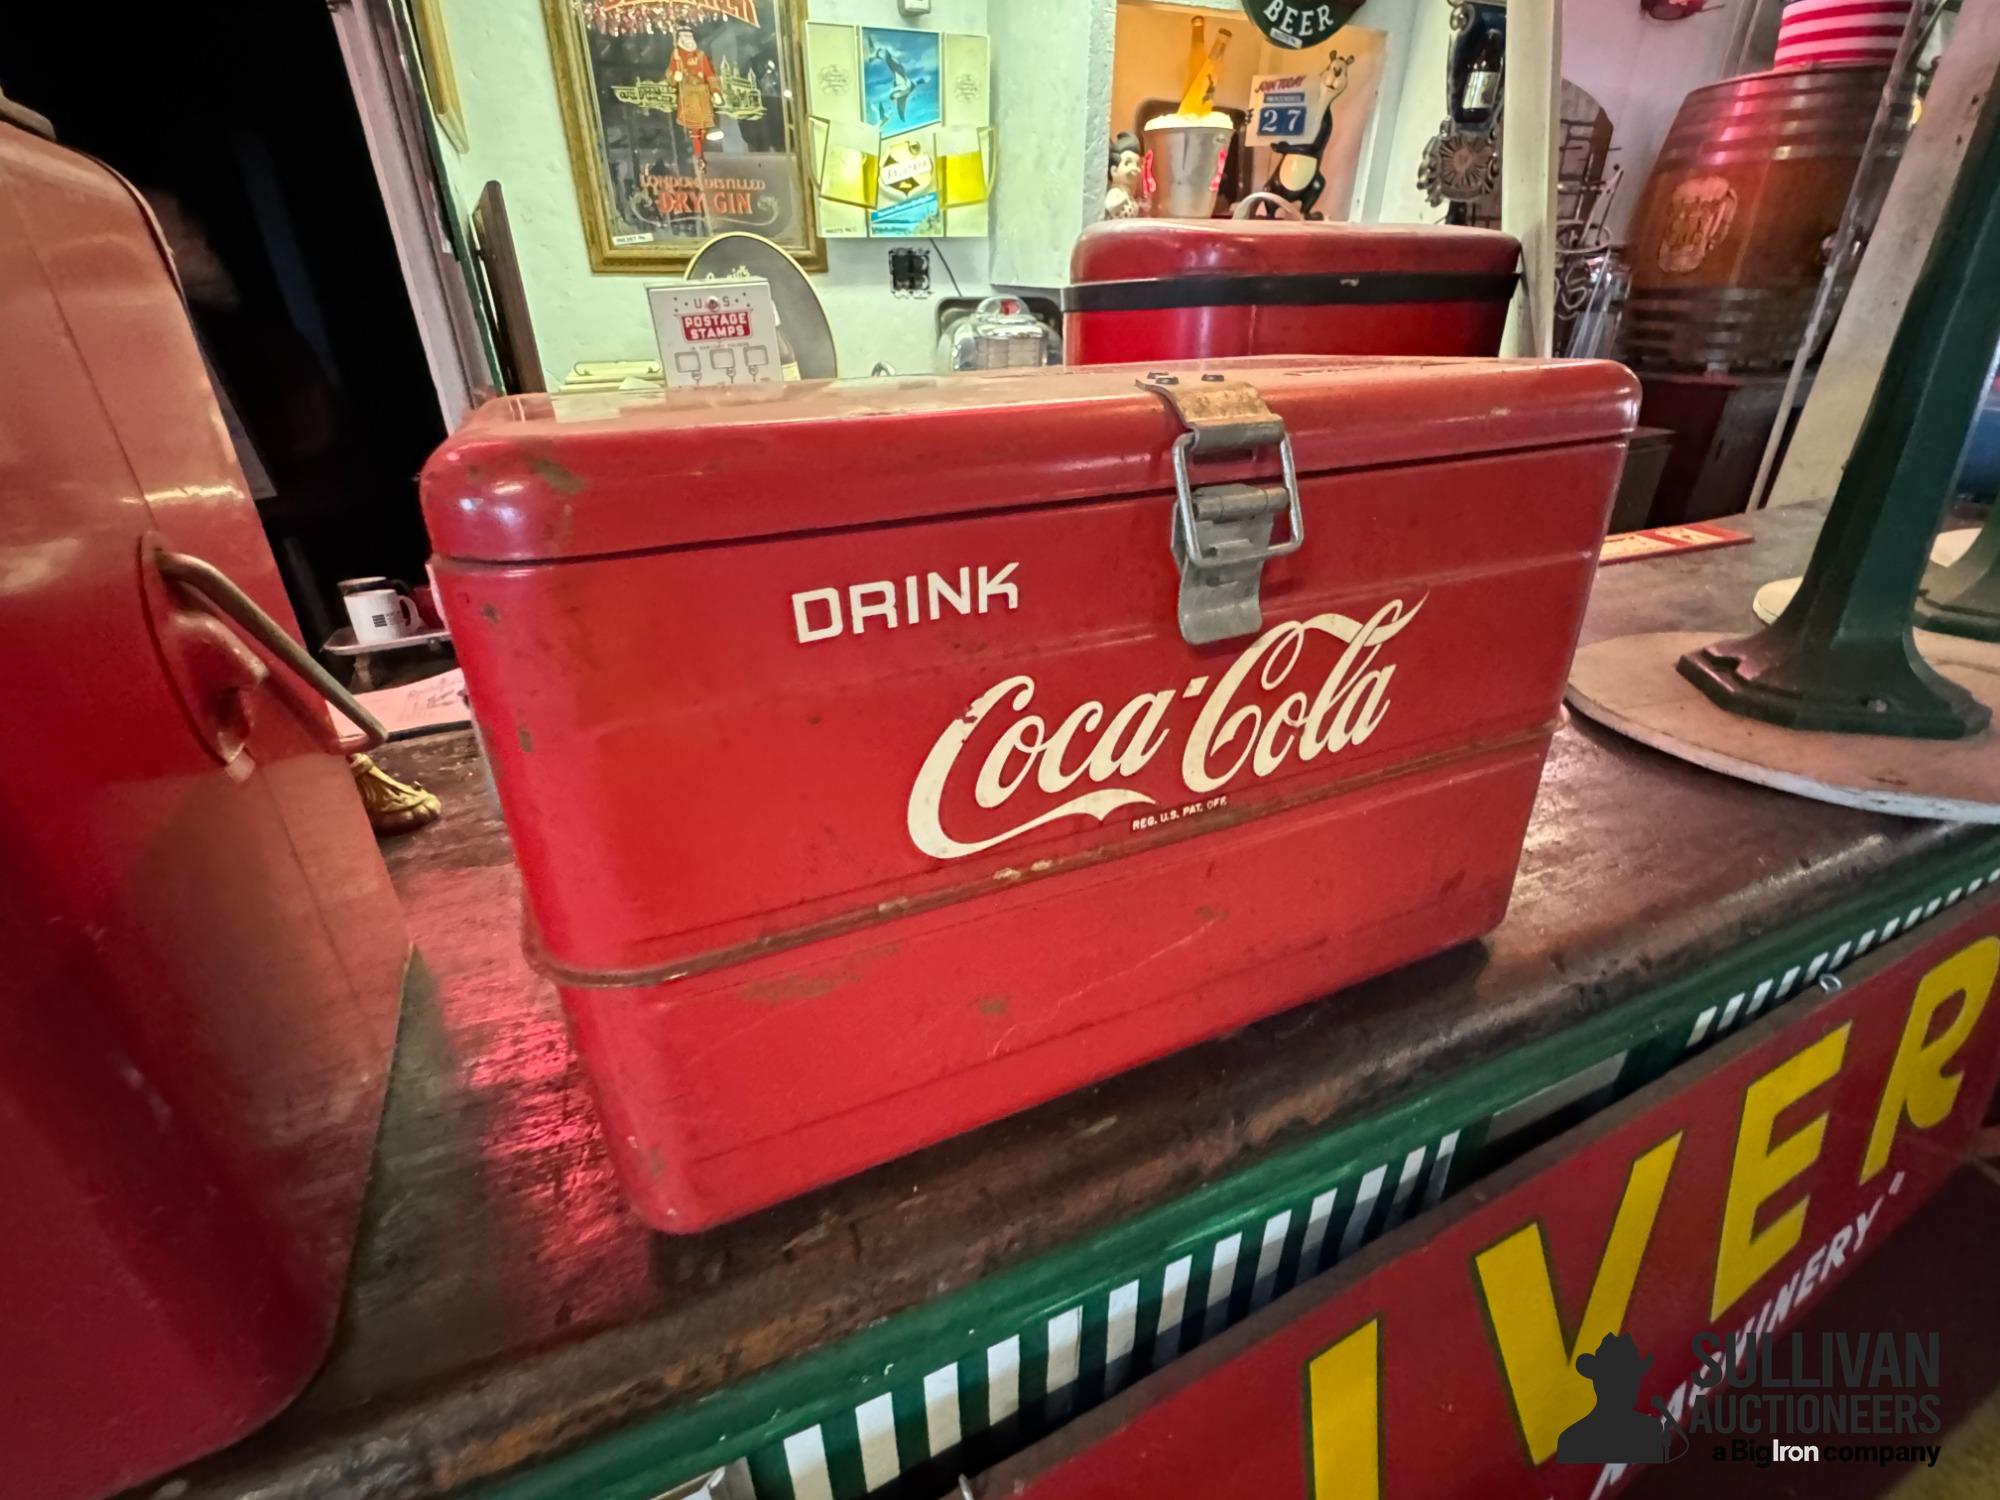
[1677,632,1991,740]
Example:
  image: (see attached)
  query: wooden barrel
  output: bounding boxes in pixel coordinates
[1623,64,1896,371]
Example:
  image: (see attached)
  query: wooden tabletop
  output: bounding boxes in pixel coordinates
[170,503,1988,1499]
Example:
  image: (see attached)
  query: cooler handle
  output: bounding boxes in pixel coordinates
[156,549,389,751]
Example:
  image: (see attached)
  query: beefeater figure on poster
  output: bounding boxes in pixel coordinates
[667,27,720,164]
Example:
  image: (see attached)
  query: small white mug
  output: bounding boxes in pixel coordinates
[340,576,423,645]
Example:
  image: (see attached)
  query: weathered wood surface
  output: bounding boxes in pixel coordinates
[169,502,1984,1498]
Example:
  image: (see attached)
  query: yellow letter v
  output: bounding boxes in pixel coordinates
[1471,1131,1682,1465]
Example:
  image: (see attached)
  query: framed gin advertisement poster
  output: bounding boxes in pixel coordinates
[545,0,824,271]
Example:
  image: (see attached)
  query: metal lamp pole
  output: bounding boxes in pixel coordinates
[1676,66,2000,740]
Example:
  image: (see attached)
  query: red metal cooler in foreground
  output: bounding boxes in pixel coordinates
[0,121,408,1497]
[424,356,1637,1231]
[1064,220,1520,365]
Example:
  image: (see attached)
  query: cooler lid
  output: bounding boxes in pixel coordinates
[423,355,1636,564]
[1068,219,1520,286]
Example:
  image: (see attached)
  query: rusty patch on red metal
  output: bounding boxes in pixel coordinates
[527,455,588,495]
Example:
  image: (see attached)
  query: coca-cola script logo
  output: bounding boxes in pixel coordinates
[908,598,1422,860]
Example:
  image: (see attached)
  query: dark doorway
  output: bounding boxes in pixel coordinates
[0,2,446,648]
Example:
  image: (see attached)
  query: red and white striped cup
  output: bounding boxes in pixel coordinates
[1774,0,1914,69]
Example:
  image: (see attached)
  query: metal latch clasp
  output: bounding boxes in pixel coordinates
[1140,373,1305,645]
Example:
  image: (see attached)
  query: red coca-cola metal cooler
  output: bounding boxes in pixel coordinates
[0,121,408,1497]
[424,355,1637,1231]
[1064,219,1521,365]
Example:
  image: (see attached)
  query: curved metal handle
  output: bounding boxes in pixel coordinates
[1231,191,1302,222]
[156,550,388,750]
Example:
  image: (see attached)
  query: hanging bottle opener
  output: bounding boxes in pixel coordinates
[1139,372,1305,646]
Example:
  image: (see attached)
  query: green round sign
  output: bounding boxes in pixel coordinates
[1245,0,1362,50]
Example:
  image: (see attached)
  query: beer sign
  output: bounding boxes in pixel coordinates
[1246,1,1361,50]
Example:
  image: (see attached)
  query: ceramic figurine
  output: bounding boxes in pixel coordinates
[1104,131,1145,219]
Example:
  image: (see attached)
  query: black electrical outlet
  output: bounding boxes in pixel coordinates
[889,247,932,296]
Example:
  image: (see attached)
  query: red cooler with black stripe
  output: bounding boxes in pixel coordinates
[1064,220,1520,365]
[423,354,1636,1231]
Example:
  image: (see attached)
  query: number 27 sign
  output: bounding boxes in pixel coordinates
[1247,73,1324,146]
[988,895,2000,1498]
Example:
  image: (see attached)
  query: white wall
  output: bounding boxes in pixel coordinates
[1370,0,1454,226]
[1560,1,1739,240]
[988,0,1117,288]
[435,0,1015,382]
[423,0,1730,383]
